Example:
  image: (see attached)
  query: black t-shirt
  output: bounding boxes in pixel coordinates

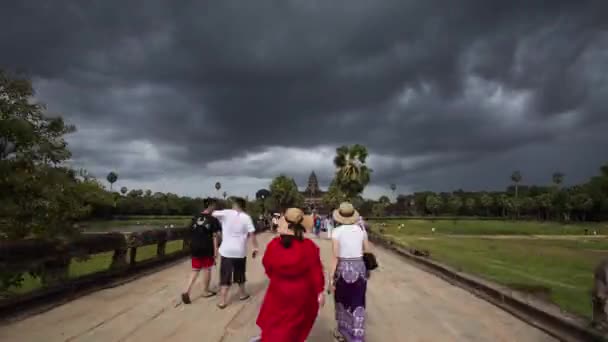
[189,213,221,258]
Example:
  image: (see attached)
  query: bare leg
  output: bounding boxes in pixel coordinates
[184,270,199,294]
[201,269,216,296]
[202,269,211,292]
[238,283,249,298]
[219,285,229,306]
[182,270,199,304]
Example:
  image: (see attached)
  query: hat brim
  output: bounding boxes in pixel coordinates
[333,209,360,225]
[278,214,315,233]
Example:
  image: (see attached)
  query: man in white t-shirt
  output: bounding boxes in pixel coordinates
[212,197,259,309]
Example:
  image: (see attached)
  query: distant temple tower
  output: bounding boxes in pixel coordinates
[305,171,320,195]
[301,171,326,213]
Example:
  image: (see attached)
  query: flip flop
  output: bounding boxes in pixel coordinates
[201,291,217,298]
[333,329,345,342]
[217,303,228,309]
[239,294,251,301]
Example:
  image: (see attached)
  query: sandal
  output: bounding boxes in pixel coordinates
[217,303,228,309]
[201,291,217,298]
[239,294,251,301]
[333,329,345,342]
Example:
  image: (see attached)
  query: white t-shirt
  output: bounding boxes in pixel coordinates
[332,224,367,258]
[213,209,255,258]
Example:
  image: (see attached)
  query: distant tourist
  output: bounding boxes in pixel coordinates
[314,214,322,237]
[330,202,372,342]
[255,208,325,342]
[181,197,221,304]
[271,214,279,233]
[212,197,259,309]
[326,215,334,239]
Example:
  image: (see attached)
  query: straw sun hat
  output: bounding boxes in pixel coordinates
[333,202,360,225]
[279,208,314,232]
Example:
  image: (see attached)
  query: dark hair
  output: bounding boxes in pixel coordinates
[232,197,247,210]
[203,197,217,209]
[280,215,305,248]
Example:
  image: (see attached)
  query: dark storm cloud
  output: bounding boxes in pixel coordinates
[1,0,607,193]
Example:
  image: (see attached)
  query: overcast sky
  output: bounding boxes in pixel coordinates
[2,1,607,199]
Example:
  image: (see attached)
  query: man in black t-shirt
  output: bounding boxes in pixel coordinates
[182,198,221,304]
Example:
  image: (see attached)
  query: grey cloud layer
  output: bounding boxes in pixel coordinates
[1,0,607,193]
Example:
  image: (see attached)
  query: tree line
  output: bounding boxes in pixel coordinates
[357,166,607,221]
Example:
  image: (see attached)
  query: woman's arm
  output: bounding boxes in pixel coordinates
[311,244,325,295]
[362,230,372,253]
[330,238,339,292]
[262,241,273,277]
[363,237,372,253]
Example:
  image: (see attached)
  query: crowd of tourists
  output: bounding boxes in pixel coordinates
[183,197,376,342]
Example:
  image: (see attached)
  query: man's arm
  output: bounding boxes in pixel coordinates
[250,233,259,251]
[246,216,259,255]
[211,210,226,219]
[213,233,219,258]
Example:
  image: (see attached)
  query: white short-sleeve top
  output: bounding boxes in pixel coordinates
[332,224,367,258]
[212,209,255,258]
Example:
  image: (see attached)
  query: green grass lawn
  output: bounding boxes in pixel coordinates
[6,240,184,296]
[379,225,607,318]
[371,219,607,235]
[81,218,192,232]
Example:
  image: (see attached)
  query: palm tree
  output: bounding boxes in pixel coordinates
[552,172,564,187]
[333,144,372,200]
[120,186,128,195]
[255,189,271,215]
[390,183,397,202]
[255,189,271,200]
[222,191,227,199]
[215,181,221,197]
[106,172,118,191]
[511,171,522,198]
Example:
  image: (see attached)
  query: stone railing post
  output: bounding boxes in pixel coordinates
[156,236,167,257]
[40,255,71,286]
[182,233,191,252]
[110,247,128,270]
[129,247,138,266]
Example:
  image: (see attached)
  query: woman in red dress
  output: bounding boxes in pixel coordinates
[255,208,325,342]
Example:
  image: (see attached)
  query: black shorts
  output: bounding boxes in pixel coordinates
[219,256,247,286]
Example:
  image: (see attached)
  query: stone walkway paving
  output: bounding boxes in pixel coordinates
[0,234,555,342]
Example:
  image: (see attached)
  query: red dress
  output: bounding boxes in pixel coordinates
[256,236,325,342]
